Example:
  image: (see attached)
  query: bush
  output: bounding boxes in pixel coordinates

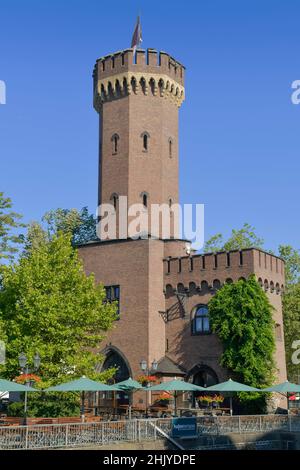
[7,392,80,417]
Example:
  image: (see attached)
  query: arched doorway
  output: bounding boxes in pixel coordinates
[100,348,131,408]
[189,364,219,408]
[192,366,218,388]
[102,349,131,383]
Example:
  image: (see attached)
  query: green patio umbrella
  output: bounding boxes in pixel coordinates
[148,379,205,416]
[115,377,143,419]
[262,380,300,412]
[205,379,259,416]
[46,376,119,419]
[116,378,143,390]
[262,380,300,393]
[0,378,38,426]
[0,378,37,392]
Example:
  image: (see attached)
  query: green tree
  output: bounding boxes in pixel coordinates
[0,192,25,261]
[204,223,264,253]
[208,276,275,412]
[42,207,97,246]
[282,283,300,382]
[0,231,116,384]
[278,245,300,381]
[278,245,300,285]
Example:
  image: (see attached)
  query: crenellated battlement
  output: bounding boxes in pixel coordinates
[93,49,185,111]
[164,248,285,296]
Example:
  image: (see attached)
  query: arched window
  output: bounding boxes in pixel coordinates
[140,77,147,94]
[213,279,221,290]
[177,283,185,293]
[149,78,156,95]
[189,282,197,294]
[115,80,121,97]
[192,305,210,335]
[200,280,209,292]
[165,284,174,298]
[111,134,119,154]
[141,132,150,152]
[131,76,137,94]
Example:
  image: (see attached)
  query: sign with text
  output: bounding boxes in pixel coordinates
[171,417,197,439]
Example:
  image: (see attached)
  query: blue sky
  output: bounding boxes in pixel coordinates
[1,0,299,252]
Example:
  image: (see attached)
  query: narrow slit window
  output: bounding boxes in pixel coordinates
[113,135,118,153]
[111,134,119,154]
[141,132,150,152]
[111,194,118,210]
[214,255,218,268]
[169,138,173,158]
[143,134,148,151]
[167,259,170,274]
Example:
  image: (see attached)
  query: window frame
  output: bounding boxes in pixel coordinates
[168,137,173,158]
[105,284,120,318]
[191,305,211,335]
[111,133,120,155]
[140,131,150,153]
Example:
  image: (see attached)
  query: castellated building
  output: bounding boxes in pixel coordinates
[78,48,286,409]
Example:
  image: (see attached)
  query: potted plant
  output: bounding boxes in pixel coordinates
[211,394,224,408]
[198,395,214,408]
[15,373,41,387]
[156,392,172,407]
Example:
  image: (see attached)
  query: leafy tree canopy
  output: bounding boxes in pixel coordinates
[208,276,275,389]
[278,245,300,285]
[42,207,97,246]
[282,282,300,382]
[0,191,25,261]
[203,223,264,253]
[0,231,117,386]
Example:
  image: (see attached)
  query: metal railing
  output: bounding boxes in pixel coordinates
[0,415,299,450]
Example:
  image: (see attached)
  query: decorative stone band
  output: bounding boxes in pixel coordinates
[94,72,185,111]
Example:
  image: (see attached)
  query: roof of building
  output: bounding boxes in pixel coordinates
[154,356,186,376]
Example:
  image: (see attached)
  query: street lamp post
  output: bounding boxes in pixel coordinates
[18,352,41,425]
[140,359,158,418]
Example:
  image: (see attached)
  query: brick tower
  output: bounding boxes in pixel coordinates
[93,49,185,239]
[79,46,287,413]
